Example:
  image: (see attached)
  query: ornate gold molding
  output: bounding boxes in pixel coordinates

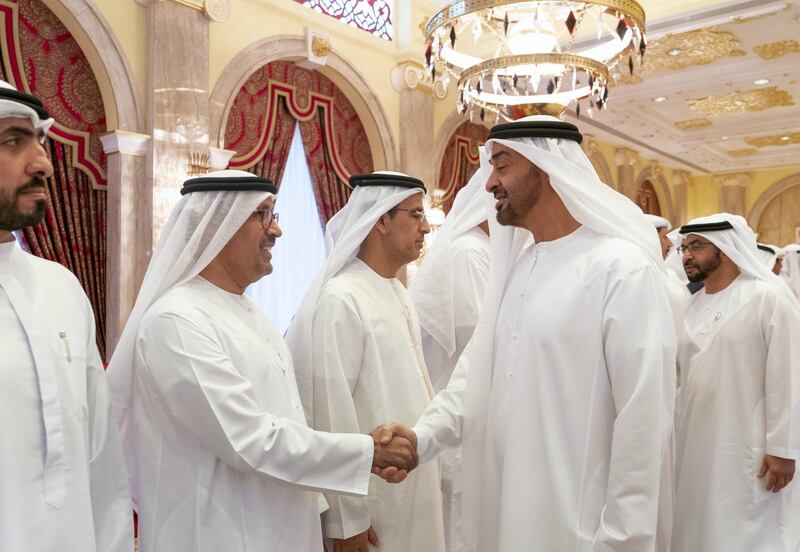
[674,118,712,130]
[311,36,331,57]
[745,132,800,148]
[726,148,758,158]
[688,86,794,118]
[615,147,640,168]
[391,61,448,99]
[641,29,745,73]
[753,39,800,60]
[672,170,692,188]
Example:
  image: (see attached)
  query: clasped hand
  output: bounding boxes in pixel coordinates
[368,422,418,484]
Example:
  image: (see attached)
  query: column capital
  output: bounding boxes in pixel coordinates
[135,0,230,22]
[391,61,448,99]
[672,169,693,188]
[208,147,236,170]
[614,147,640,169]
[100,130,151,156]
[712,172,751,189]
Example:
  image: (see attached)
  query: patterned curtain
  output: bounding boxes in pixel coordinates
[438,120,489,213]
[0,0,108,357]
[224,61,373,227]
[19,141,107,358]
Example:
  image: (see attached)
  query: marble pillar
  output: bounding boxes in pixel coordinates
[145,0,210,243]
[713,173,751,216]
[100,130,151,359]
[672,170,692,226]
[615,147,640,199]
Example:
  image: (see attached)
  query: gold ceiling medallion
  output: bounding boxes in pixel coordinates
[745,132,800,148]
[753,39,800,60]
[688,86,794,118]
[727,148,758,158]
[641,29,745,73]
[674,118,712,130]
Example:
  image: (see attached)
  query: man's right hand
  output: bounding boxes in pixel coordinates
[368,423,418,483]
[333,527,380,552]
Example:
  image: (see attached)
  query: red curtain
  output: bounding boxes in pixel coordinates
[246,97,295,187]
[19,140,108,358]
[438,121,488,213]
[225,61,373,227]
[299,111,352,225]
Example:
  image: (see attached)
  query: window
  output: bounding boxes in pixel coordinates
[294,0,393,41]
[246,123,327,335]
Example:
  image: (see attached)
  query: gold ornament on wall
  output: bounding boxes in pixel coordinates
[674,118,712,130]
[688,86,794,118]
[745,132,800,148]
[753,39,800,60]
[311,36,332,58]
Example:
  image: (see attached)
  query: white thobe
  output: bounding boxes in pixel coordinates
[0,240,132,552]
[131,276,374,552]
[673,276,800,552]
[420,227,490,393]
[310,258,446,552]
[415,226,676,552]
[418,227,489,552]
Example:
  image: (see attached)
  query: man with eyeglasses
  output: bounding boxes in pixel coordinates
[107,170,418,552]
[672,213,800,552]
[0,80,133,551]
[287,172,446,552]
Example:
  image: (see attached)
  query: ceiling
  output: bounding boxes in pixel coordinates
[423,0,800,174]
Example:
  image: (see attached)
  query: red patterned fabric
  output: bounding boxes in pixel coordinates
[293,0,392,41]
[225,61,373,225]
[0,0,108,356]
[438,120,488,213]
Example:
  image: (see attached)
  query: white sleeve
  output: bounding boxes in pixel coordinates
[138,310,374,499]
[310,292,370,539]
[762,289,800,460]
[591,265,677,552]
[83,298,135,552]
[414,353,469,463]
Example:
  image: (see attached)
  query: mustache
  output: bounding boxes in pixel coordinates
[260,238,276,249]
[16,177,47,195]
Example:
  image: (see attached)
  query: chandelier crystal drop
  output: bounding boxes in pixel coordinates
[424,1,647,120]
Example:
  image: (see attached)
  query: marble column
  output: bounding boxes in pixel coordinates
[100,130,151,359]
[392,61,447,185]
[615,147,640,199]
[713,173,751,216]
[144,0,211,243]
[672,170,692,226]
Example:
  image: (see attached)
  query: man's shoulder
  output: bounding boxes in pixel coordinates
[141,283,213,329]
[20,249,84,288]
[321,262,375,297]
[584,234,653,274]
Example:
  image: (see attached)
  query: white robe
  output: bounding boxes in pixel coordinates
[0,240,132,552]
[131,276,374,552]
[673,276,800,552]
[418,227,489,552]
[420,227,491,393]
[415,227,676,552]
[310,258,446,552]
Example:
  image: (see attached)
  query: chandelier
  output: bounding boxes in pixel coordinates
[424,1,647,122]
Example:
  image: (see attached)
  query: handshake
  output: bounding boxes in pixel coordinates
[368,422,418,484]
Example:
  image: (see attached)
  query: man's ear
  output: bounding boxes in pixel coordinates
[374,214,389,235]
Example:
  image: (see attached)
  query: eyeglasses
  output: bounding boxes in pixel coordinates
[253,208,279,229]
[392,208,428,222]
[677,241,713,254]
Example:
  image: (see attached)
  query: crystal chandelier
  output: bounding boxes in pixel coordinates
[424,1,647,121]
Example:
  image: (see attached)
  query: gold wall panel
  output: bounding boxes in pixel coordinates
[688,87,794,118]
[753,39,800,60]
[674,118,712,130]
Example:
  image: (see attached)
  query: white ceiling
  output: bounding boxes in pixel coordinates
[424,0,800,174]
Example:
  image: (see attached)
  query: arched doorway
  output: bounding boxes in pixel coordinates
[750,174,800,245]
[635,180,662,216]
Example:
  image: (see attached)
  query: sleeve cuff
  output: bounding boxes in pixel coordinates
[354,433,374,495]
[413,424,435,463]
